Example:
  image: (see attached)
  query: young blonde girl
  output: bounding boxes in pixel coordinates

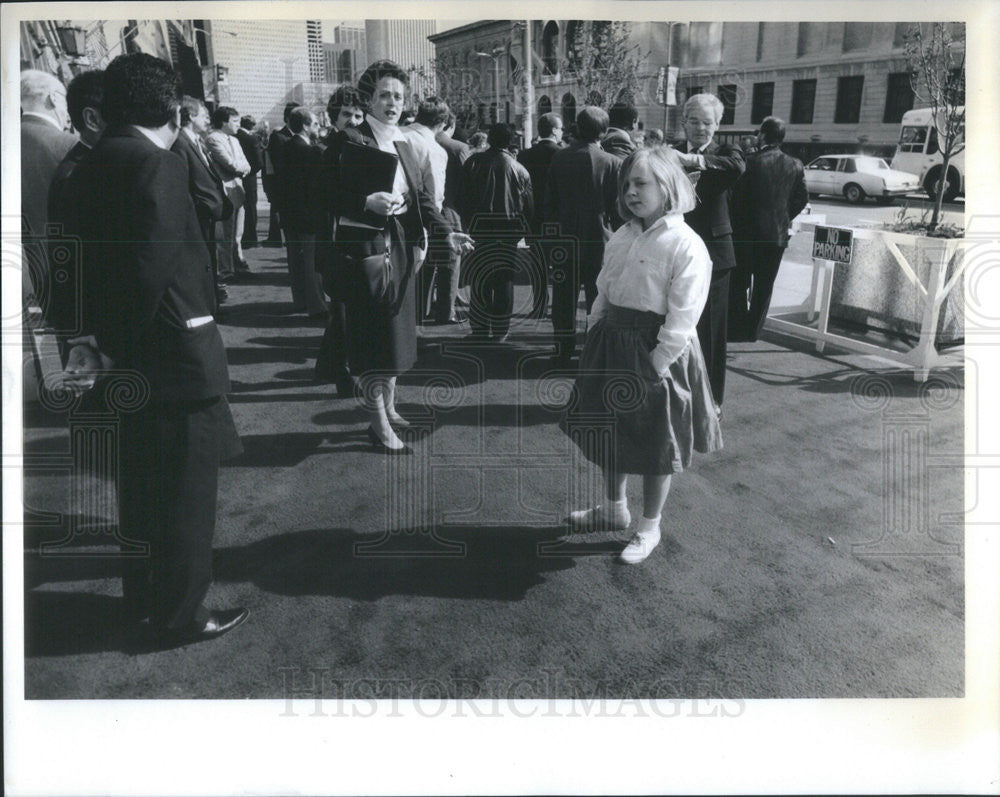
[565,146,723,564]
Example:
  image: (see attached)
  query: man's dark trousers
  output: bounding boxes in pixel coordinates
[729,240,785,342]
[467,239,519,336]
[119,397,235,631]
[551,254,599,360]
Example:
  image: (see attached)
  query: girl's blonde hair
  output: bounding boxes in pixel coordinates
[616,145,697,221]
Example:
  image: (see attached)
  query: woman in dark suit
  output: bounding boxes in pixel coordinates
[332,60,473,453]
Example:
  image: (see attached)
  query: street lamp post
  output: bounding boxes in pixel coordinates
[475,47,504,124]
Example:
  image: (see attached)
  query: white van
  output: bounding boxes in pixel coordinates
[890,107,965,202]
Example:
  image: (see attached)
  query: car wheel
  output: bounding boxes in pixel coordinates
[924,167,961,203]
[844,183,866,204]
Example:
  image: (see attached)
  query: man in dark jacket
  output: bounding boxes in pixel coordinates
[46,69,105,334]
[545,106,621,364]
[65,53,247,647]
[264,102,299,247]
[676,93,745,408]
[601,101,638,158]
[237,115,264,250]
[728,116,808,342]
[282,107,328,316]
[171,95,231,309]
[458,123,533,341]
[518,111,563,319]
[314,85,365,392]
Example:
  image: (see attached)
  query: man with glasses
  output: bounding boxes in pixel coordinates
[675,93,745,411]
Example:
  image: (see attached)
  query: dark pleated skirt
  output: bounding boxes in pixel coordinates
[565,304,723,475]
[336,217,417,376]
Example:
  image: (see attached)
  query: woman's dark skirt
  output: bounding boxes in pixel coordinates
[335,217,416,376]
[565,304,723,475]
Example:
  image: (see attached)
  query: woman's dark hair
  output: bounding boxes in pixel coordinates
[211,105,239,129]
[356,59,409,102]
[101,53,181,128]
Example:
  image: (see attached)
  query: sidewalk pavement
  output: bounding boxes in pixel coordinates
[22,233,964,699]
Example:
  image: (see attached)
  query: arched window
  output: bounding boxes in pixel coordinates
[561,93,576,126]
[542,21,559,76]
[538,95,552,116]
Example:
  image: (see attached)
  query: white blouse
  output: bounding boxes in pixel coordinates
[589,212,711,375]
[366,114,410,201]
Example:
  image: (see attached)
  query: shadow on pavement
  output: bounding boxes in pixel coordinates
[212,524,584,602]
[25,591,129,657]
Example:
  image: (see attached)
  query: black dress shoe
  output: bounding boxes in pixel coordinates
[161,608,249,646]
[366,425,412,455]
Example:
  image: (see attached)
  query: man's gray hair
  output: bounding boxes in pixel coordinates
[683,93,724,125]
[21,69,65,108]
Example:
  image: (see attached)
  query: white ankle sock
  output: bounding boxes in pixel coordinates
[637,515,661,534]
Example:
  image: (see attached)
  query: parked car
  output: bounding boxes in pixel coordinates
[803,155,921,204]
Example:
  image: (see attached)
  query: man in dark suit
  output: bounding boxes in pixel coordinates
[65,53,247,647]
[433,113,472,324]
[544,106,621,365]
[171,95,232,309]
[729,116,809,343]
[267,102,299,254]
[676,93,745,408]
[46,70,105,335]
[458,123,533,341]
[601,101,638,159]
[237,115,264,251]
[282,107,329,317]
[21,69,77,314]
[314,86,365,392]
[518,111,563,319]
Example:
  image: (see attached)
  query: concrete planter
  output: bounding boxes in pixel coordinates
[829,226,964,349]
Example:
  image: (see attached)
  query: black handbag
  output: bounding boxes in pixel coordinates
[349,235,408,314]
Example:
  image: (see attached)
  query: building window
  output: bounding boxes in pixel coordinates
[538,95,552,116]
[834,75,864,123]
[883,72,915,123]
[561,92,576,127]
[750,82,774,124]
[689,22,723,66]
[717,84,737,125]
[542,21,559,76]
[686,86,704,102]
[790,78,816,123]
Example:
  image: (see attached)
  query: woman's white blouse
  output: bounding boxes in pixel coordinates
[589,212,712,375]
[366,113,410,200]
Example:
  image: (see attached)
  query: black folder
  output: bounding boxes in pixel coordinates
[339,140,399,198]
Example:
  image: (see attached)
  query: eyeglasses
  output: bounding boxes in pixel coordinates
[684,118,714,128]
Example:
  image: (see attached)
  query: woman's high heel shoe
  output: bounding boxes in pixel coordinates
[366,425,413,455]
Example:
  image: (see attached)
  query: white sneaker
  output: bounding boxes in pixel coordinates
[567,503,631,532]
[619,526,661,564]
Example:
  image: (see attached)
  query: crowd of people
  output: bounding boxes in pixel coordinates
[21,52,808,647]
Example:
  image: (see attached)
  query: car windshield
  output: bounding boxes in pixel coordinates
[855,157,890,172]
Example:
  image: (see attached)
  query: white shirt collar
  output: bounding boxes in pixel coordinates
[134,125,168,150]
[366,114,404,146]
[629,212,684,235]
[297,131,311,143]
[22,111,63,131]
